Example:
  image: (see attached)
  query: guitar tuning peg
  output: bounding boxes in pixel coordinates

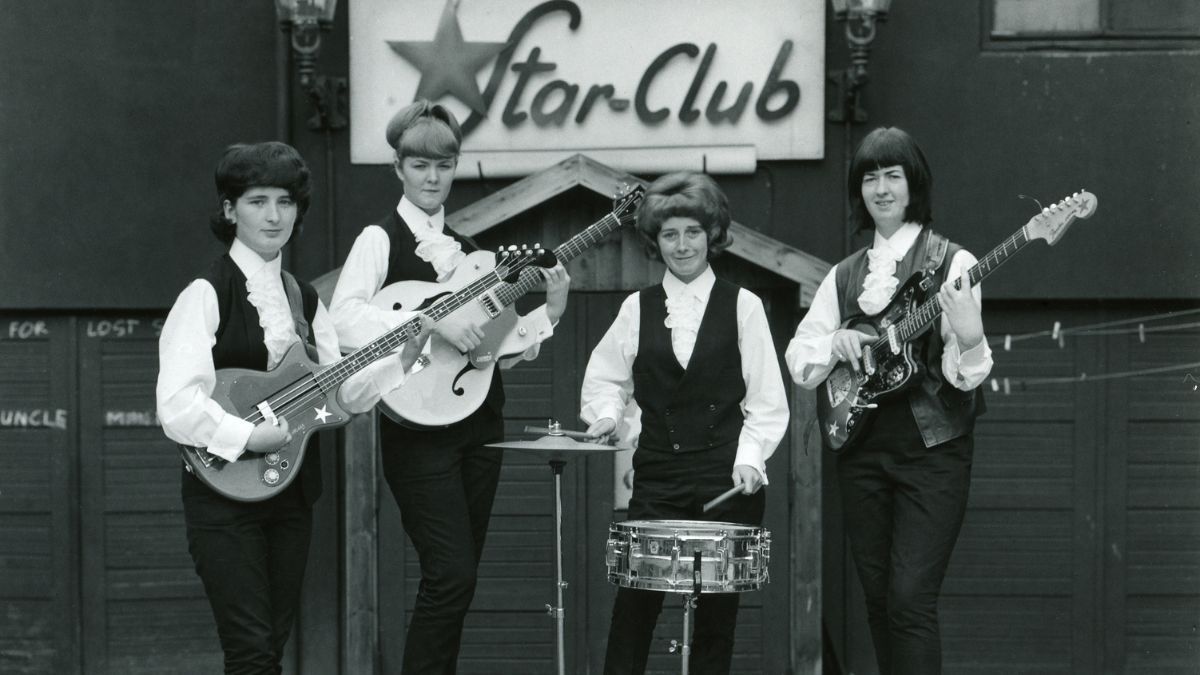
[535,242,542,248]
[508,244,518,251]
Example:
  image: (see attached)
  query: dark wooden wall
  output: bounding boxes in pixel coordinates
[2,1,1197,310]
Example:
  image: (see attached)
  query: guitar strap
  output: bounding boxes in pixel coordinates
[918,230,950,293]
[281,270,320,361]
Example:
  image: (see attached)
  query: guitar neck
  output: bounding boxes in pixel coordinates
[313,261,520,389]
[313,211,628,389]
[896,228,1032,342]
[492,212,624,307]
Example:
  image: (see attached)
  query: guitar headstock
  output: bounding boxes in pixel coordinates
[1024,191,1098,246]
[495,244,558,282]
[611,183,646,226]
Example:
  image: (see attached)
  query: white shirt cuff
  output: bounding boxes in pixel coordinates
[206,414,255,462]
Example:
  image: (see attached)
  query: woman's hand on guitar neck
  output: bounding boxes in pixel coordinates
[246,417,292,453]
[831,329,879,373]
[541,264,571,324]
[938,268,984,350]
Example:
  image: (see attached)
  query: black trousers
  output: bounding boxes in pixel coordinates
[182,470,313,675]
[604,446,766,675]
[836,401,973,675]
[380,408,504,675]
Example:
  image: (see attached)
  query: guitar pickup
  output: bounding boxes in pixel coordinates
[885,325,901,355]
[477,293,502,319]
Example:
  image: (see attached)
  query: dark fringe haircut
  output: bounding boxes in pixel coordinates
[848,126,933,232]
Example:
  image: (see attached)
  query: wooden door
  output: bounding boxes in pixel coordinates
[0,316,78,675]
[833,303,1200,674]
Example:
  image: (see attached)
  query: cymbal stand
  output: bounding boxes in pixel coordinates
[546,459,567,675]
[669,551,703,675]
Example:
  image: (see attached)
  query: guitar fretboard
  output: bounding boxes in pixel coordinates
[883,228,1032,350]
[310,208,635,392]
[311,259,521,390]
[493,212,632,307]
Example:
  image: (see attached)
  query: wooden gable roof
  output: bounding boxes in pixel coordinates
[448,154,830,306]
[315,153,830,306]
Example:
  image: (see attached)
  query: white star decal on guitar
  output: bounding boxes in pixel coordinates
[313,405,332,423]
[827,421,840,438]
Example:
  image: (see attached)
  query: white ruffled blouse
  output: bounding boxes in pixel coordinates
[239,243,299,369]
[397,196,465,281]
[857,222,923,316]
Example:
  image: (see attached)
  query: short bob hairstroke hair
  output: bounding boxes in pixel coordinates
[209,141,312,245]
[385,99,463,161]
[635,171,733,262]
[848,126,933,232]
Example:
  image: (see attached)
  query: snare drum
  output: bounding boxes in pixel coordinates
[605,520,770,593]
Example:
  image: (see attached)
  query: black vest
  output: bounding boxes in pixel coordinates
[375,209,506,420]
[196,254,324,505]
[633,279,746,456]
[836,227,985,447]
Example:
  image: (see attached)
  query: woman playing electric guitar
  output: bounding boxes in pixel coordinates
[329,100,571,673]
[156,142,429,673]
[785,127,993,675]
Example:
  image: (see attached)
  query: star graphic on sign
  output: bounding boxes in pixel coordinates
[386,0,509,115]
[313,405,332,424]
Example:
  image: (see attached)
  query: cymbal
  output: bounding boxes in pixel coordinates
[486,435,621,457]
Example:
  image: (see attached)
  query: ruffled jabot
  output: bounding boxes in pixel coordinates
[244,265,298,368]
[857,245,904,316]
[412,225,465,282]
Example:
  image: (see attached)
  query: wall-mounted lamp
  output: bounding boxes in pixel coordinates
[827,0,893,124]
[275,0,347,131]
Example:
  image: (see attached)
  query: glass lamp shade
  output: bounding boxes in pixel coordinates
[275,0,338,25]
[831,0,893,21]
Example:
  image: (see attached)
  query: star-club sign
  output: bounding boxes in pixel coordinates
[386,0,509,115]
[313,405,332,424]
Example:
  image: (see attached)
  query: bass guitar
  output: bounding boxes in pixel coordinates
[817,191,1098,452]
[179,247,557,501]
[372,185,645,427]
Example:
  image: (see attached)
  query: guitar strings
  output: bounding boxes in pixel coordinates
[238,208,640,428]
[864,228,1029,365]
[237,253,540,427]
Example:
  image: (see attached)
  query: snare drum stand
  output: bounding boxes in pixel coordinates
[669,551,704,675]
[547,459,567,675]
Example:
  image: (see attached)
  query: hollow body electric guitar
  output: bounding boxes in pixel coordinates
[373,186,645,427]
[179,248,558,502]
[818,191,1098,452]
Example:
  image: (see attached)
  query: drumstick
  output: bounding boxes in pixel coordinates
[523,425,594,440]
[702,484,744,513]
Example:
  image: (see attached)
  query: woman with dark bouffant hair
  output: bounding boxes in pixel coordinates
[786,127,992,675]
[580,170,789,674]
[157,141,426,674]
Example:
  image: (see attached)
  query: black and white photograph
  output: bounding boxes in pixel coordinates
[1,1,1197,673]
